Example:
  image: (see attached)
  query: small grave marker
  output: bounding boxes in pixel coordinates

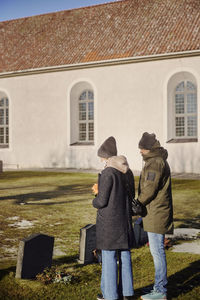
[78,224,96,264]
[16,233,54,279]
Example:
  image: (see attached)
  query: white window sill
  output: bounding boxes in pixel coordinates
[167,138,198,143]
[70,142,94,146]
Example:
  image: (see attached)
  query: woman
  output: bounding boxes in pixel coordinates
[92,136,135,300]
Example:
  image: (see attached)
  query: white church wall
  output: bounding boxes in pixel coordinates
[0,55,199,173]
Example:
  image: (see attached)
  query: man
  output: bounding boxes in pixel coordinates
[137,132,173,300]
[92,136,135,300]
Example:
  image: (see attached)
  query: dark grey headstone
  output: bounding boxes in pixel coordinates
[16,233,54,279]
[78,224,96,264]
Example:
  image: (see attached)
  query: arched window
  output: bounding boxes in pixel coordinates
[174,80,197,139]
[70,81,94,145]
[167,72,198,143]
[0,94,9,148]
[78,90,94,142]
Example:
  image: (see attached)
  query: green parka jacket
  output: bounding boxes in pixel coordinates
[138,142,173,234]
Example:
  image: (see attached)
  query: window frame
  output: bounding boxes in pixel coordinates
[174,80,197,139]
[0,96,9,148]
[167,73,198,144]
[78,90,94,144]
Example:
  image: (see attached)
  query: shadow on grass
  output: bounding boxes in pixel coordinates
[0,254,99,285]
[0,184,92,205]
[174,215,200,229]
[53,254,200,299]
[0,171,61,181]
[0,255,79,282]
[0,265,16,281]
[0,256,199,299]
[134,259,200,299]
[167,259,200,299]
[53,254,79,266]
[0,171,96,182]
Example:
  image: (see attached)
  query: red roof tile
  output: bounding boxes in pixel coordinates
[0,0,199,73]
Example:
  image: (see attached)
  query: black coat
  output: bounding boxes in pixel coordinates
[93,166,135,250]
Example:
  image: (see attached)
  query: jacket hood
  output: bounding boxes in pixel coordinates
[107,155,129,174]
[143,142,168,161]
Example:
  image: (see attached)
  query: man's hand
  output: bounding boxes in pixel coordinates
[132,199,147,217]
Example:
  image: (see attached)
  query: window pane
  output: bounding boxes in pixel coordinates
[0,109,4,117]
[79,123,86,141]
[187,94,197,113]
[6,109,9,125]
[88,102,93,111]
[176,127,185,136]
[176,117,184,126]
[0,128,4,135]
[187,116,197,137]
[88,111,94,120]
[89,123,94,131]
[88,91,94,100]
[188,127,197,137]
[79,112,86,120]
[175,94,184,113]
[187,81,196,91]
[79,91,87,100]
[79,103,86,111]
[176,117,185,136]
[0,118,4,125]
[88,123,94,141]
[88,102,94,120]
[0,99,4,106]
[89,132,94,141]
[79,123,86,131]
[176,81,184,92]
[79,103,86,120]
[79,132,86,141]
[0,136,4,143]
[188,116,197,126]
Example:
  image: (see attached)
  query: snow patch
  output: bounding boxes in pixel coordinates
[8,219,34,229]
[172,240,200,254]
[166,228,200,240]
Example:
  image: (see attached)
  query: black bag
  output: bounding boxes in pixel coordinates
[133,217,148,248]
[131,198,147,217]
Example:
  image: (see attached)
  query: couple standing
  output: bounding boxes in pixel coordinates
[92,133,173,300]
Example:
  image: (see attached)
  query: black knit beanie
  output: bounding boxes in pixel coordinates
[138,132,157,150]
[97,136,117,159]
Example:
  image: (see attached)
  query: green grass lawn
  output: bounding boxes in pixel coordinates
[0,171,199,300]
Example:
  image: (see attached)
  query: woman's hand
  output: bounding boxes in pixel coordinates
[92,183,98,195]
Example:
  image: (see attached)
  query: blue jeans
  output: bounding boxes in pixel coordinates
[148,232,167,295]
[101,250,134,300]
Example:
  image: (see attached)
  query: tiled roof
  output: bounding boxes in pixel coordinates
[0,0,200,73]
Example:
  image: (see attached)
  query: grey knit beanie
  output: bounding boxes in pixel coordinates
[138,132,157,150]
[97,136,117,159]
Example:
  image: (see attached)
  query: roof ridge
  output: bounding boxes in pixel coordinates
[0,0,126,24]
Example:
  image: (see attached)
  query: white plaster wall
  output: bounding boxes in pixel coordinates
[0,55,199,173]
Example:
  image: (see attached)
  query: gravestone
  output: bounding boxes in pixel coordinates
[0,160,3,172]
[16,233,54,279]
[78,224,96,264]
